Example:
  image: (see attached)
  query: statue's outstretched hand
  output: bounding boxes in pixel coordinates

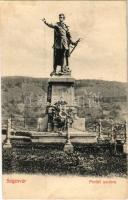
[42,18,46,23]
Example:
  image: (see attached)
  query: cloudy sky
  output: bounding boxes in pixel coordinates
[0,1,127,82]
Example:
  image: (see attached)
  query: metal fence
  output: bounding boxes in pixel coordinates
[2,115,38,131]
[2,115,126,140]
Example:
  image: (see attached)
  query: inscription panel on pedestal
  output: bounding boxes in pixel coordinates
[51,84,74,105]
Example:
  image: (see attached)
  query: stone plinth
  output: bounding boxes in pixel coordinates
[47,76,75,106]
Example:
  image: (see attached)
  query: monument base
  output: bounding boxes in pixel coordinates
[47,77,75,106]
[64,140,74,153]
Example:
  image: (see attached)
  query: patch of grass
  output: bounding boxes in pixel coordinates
[2,145,127,177]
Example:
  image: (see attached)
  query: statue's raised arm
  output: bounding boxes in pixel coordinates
[41,18,56,29]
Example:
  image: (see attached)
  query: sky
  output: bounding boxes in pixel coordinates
[0,1,127,82]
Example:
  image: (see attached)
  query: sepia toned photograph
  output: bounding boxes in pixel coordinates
[1,0,128,199]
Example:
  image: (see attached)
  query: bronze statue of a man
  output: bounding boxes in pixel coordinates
[42,14,78,76]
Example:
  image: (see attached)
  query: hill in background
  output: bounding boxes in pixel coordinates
[1,76,127,121]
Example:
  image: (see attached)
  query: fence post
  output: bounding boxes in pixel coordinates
[64,117,74,153]
[99,119,102,138]
[97,119,102,141]
[3,118,12,148]
[24,116,26,128]
[110,120,117,154]
[123,120,127,154]
[111,119,114,141]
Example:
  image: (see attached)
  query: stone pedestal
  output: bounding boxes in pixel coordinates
[46,75,76,153]
[47,76,75,106]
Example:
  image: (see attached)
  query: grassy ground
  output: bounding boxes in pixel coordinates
[2,144,127,177]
